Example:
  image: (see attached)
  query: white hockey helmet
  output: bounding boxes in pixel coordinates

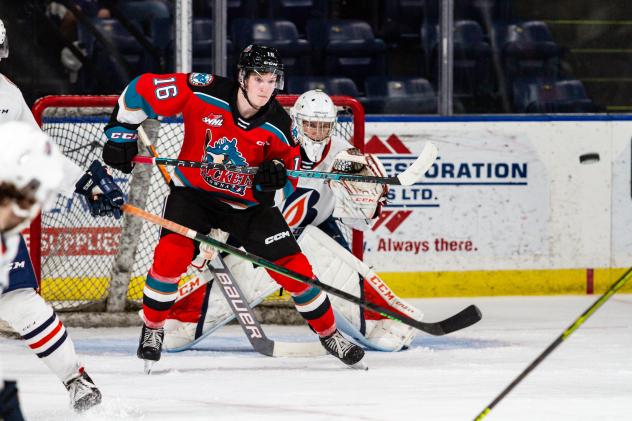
[0,121,64,234]
[0,19,8,60]
[290,89,337,162]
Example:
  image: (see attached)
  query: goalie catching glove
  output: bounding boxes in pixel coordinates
[74,160,125,219]
[330,149,388,221]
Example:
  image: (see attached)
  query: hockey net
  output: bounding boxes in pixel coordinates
[28,95,365,322]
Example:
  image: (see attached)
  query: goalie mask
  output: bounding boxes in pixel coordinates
[0,122,64,235]
[290,89,337,162]
[0,19,8,60]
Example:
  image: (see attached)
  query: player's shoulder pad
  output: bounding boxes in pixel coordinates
[266,100,297,146]
[187,73,236,101]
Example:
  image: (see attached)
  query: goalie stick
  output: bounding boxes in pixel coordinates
[131,141,438,186]
[206,256,326,357]
[122,203,482,336]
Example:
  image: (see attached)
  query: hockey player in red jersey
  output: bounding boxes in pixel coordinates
[164,90,424,354]
[103,44,366,370]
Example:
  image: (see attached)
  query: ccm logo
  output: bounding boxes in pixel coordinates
[110,132,138,140]
[264,231,290,245]
[7,260,26,270]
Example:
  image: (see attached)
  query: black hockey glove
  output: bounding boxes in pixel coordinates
[75,160,125,219]
[102,140,138,174]
[253,160,287,206]
[254,160,287,191]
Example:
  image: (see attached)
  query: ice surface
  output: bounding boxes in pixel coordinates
[1,295,631,421]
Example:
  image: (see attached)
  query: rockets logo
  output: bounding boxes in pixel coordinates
[202,130,250,196]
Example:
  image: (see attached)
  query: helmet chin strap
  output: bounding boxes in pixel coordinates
[240,83,263,111]
[239,72,277,112]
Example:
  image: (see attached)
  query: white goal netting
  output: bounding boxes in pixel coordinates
[28,95,365,319]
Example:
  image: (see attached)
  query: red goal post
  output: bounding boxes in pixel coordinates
[29,94,365,314]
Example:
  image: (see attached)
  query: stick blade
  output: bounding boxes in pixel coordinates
[438,304,482,335]
[397,142,438,185]
[418,305,483,336]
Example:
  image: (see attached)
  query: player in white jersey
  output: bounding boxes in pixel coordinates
[164,90,425,353]
[0,19,123,414]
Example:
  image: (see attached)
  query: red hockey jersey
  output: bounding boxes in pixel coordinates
[106,72,299,208]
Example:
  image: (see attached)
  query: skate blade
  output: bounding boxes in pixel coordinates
[348,360,368,371]
[143,360,156,374]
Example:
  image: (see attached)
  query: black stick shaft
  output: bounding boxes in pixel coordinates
[473,266,632,421]
[122,204,479,336]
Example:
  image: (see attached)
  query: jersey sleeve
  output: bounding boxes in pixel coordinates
[105,73,192,141]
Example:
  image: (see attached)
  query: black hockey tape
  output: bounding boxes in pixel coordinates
[579,153,600,164]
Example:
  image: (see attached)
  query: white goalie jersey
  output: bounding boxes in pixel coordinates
[281,133,355,231]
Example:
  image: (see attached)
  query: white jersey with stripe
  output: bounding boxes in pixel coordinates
[0,73,83,201]
[281,134,352,230]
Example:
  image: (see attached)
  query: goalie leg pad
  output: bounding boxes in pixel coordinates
[297,225,421,351]
[0,289,82,383]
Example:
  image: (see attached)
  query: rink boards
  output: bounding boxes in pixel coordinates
[363,115,632,296]
[34,116,632,300]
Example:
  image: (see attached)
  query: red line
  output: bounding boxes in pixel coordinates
[586,268,594,295]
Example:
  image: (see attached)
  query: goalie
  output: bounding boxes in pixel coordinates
[164,90,424,353]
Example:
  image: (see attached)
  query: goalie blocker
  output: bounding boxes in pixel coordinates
[164,225,423,352]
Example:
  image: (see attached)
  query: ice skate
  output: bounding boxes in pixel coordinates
[64,371,102,412]
[320,329,367,370]
[137,324,164,374]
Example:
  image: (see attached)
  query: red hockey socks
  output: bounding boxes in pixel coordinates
[269,253,336,337]
[142,234,195,328]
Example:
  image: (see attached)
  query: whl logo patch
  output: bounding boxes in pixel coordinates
[202,113,223,127]
[202,130,250,196]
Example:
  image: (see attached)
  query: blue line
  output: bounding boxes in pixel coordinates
[366,114,632,123]
[380,155,428,159]
[411,182,528,186]
[385,204,441,208]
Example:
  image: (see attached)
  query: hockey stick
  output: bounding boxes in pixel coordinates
[138,129,324,356]
[131,141,438,186]
[207,257,326,357]
[137,126,172,184]
[472,267,632,421]
[122,203,482,336]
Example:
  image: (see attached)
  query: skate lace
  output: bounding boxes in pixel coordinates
[324,333,355,357]
[143,327,164,350]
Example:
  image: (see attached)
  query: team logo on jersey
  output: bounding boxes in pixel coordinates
[202,130,250,196]
[189,72,213,86]
[282,188,320,228]
[202,113,223,127]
